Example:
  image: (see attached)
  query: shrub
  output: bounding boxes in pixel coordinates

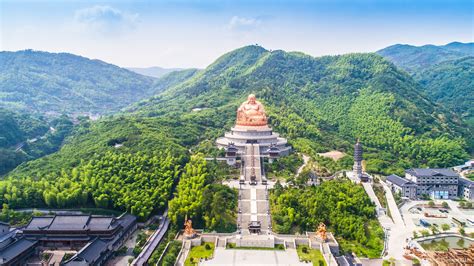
[428,201,435,208]
[441,224,450,231]
[205,243,211,250]
[442,201,448,208]
[302,246,308,253]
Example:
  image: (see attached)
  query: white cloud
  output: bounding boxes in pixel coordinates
[74,5,138,35]
[228,16,262,31]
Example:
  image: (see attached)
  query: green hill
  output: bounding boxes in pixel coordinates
[377,42,474,126]
[131,45,470,173]
[2,45,471,220]
[0,108,73,175]
[414,57,474,125]
[0,50,155,114]
[377,42,473,73]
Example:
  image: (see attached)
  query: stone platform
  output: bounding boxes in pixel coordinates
[216,125,290,155]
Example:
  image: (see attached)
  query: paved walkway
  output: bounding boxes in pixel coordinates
[132,211,170,266]
[201,248,306,265]
[380,181,411,264]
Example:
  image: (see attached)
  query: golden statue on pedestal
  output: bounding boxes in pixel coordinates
[316,222,327,242]
[236,94,267,127]
[184,217,197,239]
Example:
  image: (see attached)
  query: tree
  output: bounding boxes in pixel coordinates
[459,201,465,208]
[441,224,450,232]
[420,230,430,237]
[428,201,435,208]
[459,227,466,236]
[441,201,449,208]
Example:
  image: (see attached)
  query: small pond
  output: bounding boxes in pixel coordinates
[419,236,473,251]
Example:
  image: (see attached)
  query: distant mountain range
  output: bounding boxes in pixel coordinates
[127,66,184,79]
[377,42,474,125]
[0,50,195,115]
[377,42,473,73]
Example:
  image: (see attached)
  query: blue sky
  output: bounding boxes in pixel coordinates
[1,0,472,68]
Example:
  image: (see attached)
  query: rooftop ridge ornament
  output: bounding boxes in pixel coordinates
[236,94,268,127]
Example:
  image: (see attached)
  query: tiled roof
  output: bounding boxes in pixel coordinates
[48,215,90,230]
[65,238,109,265]
[459,177,474,188]
[387,174,413,187]
[406,168,458,177]
[24,215,122,232]
[0,238,37,264]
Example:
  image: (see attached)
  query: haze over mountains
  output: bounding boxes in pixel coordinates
[127,66,185,79]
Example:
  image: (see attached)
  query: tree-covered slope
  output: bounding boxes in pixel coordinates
[414,57,474,125]
[132,46,470,174]
[377,42,473,73]
[378,42,474,128]
[0,50,155,114]
[0,108,74,175]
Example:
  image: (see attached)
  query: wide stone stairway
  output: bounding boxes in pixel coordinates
[238,144,272,233]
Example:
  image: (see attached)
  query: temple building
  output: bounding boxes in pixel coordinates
[387,168,466,200]
[0,214,136,266]
[216,94,290,165]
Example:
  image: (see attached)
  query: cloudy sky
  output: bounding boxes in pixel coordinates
[1,0,472,68]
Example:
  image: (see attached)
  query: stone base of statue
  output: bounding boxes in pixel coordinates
[183,232,197,239]
[216,125,290,156]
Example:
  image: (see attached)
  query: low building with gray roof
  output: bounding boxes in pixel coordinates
[458,177,474,200]
[386,174,417,199]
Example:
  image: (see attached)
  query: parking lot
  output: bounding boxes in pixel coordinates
[401,200,474,234]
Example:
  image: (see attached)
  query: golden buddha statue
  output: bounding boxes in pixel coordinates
[316,222,327,242]
[236,94,267,127]
[183,218,197,239]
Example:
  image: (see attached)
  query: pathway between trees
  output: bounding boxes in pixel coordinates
[132,210,170,266]
[295,154,310,177]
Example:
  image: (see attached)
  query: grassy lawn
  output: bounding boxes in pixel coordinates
[296,245,326,266]
[185,242,215,266]
[226,243,285,250]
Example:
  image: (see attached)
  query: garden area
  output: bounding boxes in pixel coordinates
[184,242,215,266]
[296,245,326,266]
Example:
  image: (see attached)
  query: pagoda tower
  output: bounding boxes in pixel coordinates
[353,139,363,180]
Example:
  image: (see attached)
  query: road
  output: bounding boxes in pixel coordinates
[295,154,309,177]
[380,181,411,264]
[132,211,170,266]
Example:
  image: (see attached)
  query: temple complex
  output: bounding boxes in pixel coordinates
[216,94,290,233]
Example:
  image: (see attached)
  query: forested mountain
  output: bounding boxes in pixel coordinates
[377,42,474,126]
[127,66,184,78]
[0,108,73,175]
[1,45,471,223]
[0,50,154,114]
[377,42,474,73]
[132,45,471,174]
[414,57,474,126]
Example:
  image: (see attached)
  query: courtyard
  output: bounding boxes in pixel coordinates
[200,247,307,266]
